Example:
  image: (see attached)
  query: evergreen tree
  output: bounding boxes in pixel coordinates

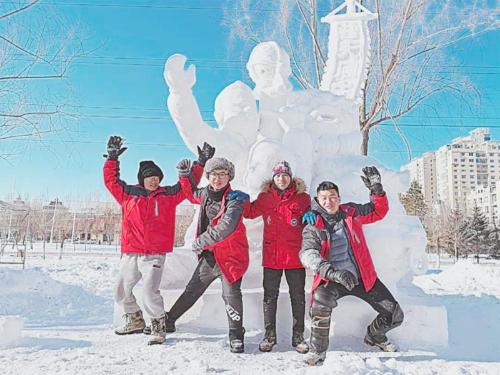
[400,180,428,220]
[488,221,500,259]
[465,206,490,262]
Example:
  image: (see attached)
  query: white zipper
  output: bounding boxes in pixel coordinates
[352,230,361,244]
[154,201,159,217]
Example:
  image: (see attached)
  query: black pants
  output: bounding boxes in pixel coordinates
[310,278,404,354]
[168,253,244,339]
[263,267,306,337]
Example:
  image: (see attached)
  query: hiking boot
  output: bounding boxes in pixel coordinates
[147,315,166,346]
[304,350,326,366]
[258,329,277,352]
[114,310,145,335]
[143,325,151,335]
[292,331,309,354]
[364,330,398,352]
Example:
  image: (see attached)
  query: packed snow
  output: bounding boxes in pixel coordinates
[1,246,499,374]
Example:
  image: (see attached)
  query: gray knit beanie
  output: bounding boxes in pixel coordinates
[205,157,235,181]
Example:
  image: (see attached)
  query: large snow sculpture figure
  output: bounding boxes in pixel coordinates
[164,54,258,186]
[162,0,447,349]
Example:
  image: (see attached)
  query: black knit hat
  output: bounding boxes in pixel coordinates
[137,161,164,186]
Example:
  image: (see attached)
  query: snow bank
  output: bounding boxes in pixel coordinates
[0,267,112,327]
[413,260,500,298]
[0,316,24,347]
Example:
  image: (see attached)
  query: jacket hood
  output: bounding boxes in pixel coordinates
[260,177,306,194]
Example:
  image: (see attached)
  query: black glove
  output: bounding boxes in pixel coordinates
[361,166,384,195]
[318,262,357,291]
[104,135,127,160]
[176,159,191,177]
[327,269,357,291]
[197,142,215,167]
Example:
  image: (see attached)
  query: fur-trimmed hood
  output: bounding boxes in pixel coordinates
[260,177,307,195]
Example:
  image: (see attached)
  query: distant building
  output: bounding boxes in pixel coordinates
[403,128,500,218]
[466,185,500,226]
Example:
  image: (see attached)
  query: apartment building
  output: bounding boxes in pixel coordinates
[404,128,500,215]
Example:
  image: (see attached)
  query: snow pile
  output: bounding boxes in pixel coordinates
[0,267,112,327]
[413,260,500,298]
[0,316,24,347]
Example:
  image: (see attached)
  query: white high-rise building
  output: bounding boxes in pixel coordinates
[402,152,437,207]
[467,185,500,226]
[403,128,500,214]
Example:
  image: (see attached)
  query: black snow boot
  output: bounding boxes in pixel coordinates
[258,328,277,352]
[292,331,309,354]
[229,327,245,353]
[364,328,398,352]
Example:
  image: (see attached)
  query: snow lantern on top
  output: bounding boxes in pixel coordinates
[320,0,377,104]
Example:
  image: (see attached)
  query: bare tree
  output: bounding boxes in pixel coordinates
[224,0,498,155]
[0,1,84,159]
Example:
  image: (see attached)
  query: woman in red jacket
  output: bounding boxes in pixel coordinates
[230,161,311,353]
[103,136,213,345]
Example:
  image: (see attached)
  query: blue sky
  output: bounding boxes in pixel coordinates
[0,0,498,205]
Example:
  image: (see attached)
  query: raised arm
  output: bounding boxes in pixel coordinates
[103,135,129,204]
[164,54,219,152]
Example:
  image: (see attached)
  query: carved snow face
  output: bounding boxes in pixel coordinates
[252,63,276,89]
[214,81,259,146]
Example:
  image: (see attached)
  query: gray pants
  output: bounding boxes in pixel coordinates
[310,278,404,354]
[168,253,244,339]
[114,254,166,319]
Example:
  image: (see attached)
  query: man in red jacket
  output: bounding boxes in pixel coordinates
[300,167,404,366]
[165,157,249,353]
[230,160,311,353]
[103,135,214,345]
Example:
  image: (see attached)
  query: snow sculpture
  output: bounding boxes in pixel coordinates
[162,0,446,349]
[164,54,258,186]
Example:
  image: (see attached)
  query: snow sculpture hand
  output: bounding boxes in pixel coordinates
[164,54,196,92]
[361,166,384,195]
[104,135,127,160]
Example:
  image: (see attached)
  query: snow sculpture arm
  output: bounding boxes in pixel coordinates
[164,54,217,153]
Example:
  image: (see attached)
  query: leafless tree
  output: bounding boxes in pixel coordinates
[0,0,85,159]
[224,0,498,155]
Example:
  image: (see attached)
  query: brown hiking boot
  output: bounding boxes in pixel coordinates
[115,310,146,335]
[148,315,167,346]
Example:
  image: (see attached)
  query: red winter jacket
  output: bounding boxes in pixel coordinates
[188,186,249,284]
[103,159,203,255]
[244,178,311,269]
[305,193,389,294]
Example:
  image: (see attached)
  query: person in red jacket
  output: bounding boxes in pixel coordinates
[229,160,311,354]
[103,135,214,345]
[300,167,404,366]
[164,157,249,353]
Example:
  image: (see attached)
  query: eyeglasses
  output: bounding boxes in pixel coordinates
[208,172,229,179]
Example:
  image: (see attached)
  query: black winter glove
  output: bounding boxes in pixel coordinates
[176,159,191,177]
[104,135,127,160]
[317,262,357,291]
[327,269,357,291]
[361,166,384,195]
[197,142,215,167]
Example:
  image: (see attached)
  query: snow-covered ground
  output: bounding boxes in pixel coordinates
[1,245,500,374]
